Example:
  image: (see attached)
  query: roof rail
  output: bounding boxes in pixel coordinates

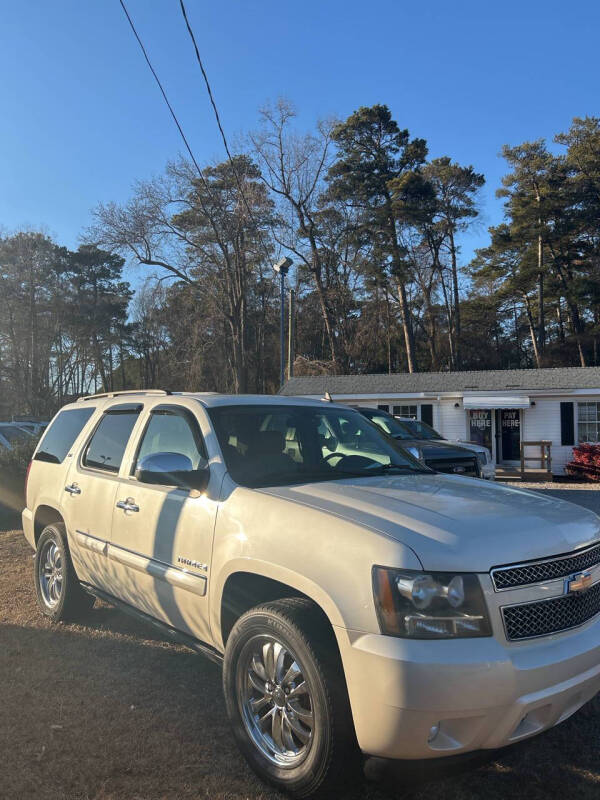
[77,389,173,402]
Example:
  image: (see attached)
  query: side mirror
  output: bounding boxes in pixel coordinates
[135,452,209,491]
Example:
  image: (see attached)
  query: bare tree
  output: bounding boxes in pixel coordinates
[250,100,342,370]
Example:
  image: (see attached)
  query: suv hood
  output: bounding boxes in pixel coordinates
[393,438,474,461]
[259,474,600,572]
[444,439,488,455]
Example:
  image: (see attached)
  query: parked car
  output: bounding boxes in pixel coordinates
[0,423,33,451]
[23,391,600,797]
[353,405,481,478]
[13,421,48,436]
[396,417,495,480]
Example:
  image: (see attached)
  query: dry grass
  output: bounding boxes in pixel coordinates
[1,501,600,799]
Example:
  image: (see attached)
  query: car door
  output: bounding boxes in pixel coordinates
[107,403,217,644]
[62,403,144,591]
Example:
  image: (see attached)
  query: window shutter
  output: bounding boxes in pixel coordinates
[560,402,575,446]
[421,404,434,426]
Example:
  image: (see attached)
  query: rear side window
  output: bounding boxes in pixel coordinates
[83,409,140,473]
[34,408,96,464]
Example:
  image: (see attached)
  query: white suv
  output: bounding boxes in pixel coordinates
[23,391,600,797]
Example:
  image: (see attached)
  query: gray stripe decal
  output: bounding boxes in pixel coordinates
[75,531,108,556]
[74,530,207,598]
[107,543,207,597]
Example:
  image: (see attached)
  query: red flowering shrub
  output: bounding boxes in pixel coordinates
[568,444,600,481]
[572,443,599,465]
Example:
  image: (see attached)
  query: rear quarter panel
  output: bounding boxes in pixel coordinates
[24,404,103,548]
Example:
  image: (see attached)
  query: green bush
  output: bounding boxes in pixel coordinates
[0,436,40,475]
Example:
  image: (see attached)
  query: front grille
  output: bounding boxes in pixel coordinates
[428,458,478,477]
[503,581,600,640]
[492,542,600,590]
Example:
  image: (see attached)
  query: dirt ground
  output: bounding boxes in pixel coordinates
[1,487,600,800]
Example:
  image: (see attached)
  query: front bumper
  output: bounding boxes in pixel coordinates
[480,463,496,479]
[427,459,480,478]
[335,614,600,760]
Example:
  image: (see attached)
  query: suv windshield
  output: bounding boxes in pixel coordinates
[400,419,443,440]
[355,408,414,440]
[209,404,429,488]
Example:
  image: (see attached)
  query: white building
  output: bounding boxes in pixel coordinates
[280,367,600,475]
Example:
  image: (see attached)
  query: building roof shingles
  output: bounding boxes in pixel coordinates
[280,367,600,396]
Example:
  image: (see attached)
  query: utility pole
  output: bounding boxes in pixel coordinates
[272,257,293,388]
[287,288,295,380]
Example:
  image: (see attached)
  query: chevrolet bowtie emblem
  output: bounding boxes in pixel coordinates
[566,571,593,594]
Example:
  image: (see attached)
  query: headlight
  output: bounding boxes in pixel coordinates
[372,567,492,639]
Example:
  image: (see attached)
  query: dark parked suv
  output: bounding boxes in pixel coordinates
[354,406,480,477]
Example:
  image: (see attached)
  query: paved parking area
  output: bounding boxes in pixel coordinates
[499,481,600,514]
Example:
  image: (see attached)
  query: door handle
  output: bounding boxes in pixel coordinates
[116,498,139,513]
[64,483,81,495]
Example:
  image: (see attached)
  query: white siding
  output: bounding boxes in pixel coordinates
[319,391,593,476]
[434,398,579,474]
[436,401,468,441]
[518,398,566,473]
[347,399,429,419]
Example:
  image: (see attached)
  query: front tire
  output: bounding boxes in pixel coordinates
[34,523,95,622]
[223,598,357,798]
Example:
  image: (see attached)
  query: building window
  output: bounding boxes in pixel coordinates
[377,404,389,412]
[468,409,492,451]
[577,402,600,443]
[392,405,418,419]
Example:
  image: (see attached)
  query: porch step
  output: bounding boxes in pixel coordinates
[496,467,552,482]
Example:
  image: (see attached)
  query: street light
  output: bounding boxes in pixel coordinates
[273,256,293,388]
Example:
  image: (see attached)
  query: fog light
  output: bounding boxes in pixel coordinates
[428,723,440,743]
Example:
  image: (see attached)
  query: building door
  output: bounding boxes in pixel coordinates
[499,409,521,462]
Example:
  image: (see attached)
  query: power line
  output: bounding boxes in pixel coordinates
[118,0,205,181]
[118,0,275,272]
[177,0,273,266]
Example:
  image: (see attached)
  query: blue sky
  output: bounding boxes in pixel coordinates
[1,0,598,267]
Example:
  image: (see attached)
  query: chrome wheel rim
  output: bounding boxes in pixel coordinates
[39,539,63,608]
[237,635,314,768]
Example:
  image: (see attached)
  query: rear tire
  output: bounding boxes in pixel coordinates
[34,523,95,622]
[223,598,358,798]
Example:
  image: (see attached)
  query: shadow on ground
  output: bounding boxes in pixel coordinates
[2,606,599,800]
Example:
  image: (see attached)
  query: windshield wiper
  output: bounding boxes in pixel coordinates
[337,464,426,477]
[246,463,428,487]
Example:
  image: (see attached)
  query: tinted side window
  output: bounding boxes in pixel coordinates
[134,411,206,472]
[83,412,140,473]
[34,408,96,464]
